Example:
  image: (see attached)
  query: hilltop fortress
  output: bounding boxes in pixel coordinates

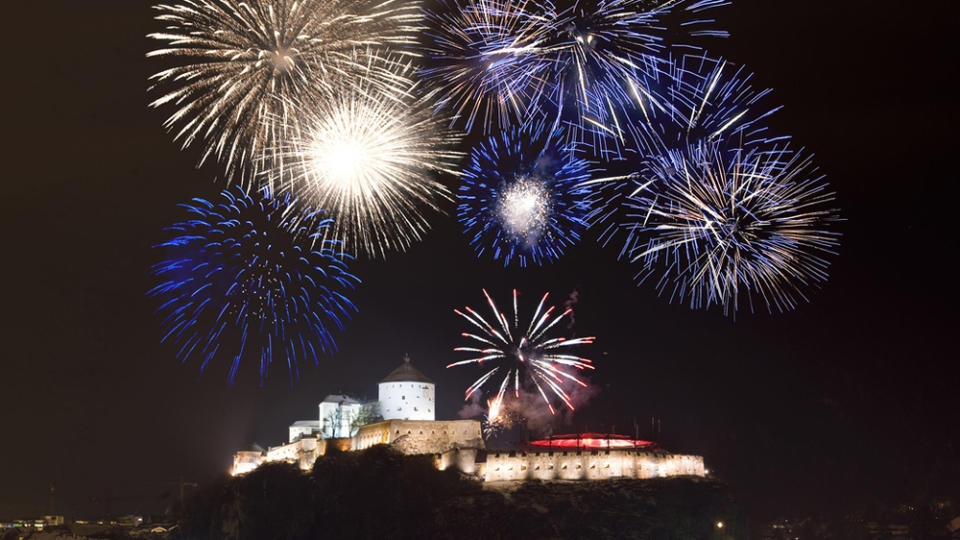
[231,356,706,482]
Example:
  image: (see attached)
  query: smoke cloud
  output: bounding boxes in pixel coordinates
[562,289,579,330]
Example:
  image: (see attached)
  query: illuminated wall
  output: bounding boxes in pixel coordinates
[232,449,266,476]
[354,419,483,454]
[289,420,321,443]
[378,381,435,421]
[482,450,705,482]
[232,419,483,476]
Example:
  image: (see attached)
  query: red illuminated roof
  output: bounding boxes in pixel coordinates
[528,433,654,450]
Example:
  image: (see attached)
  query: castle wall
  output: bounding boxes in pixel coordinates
[378,381,435,421]
[437,447,479,474]
[354,419,483,454]
[289,422,320,443]
[260,437,322,472]
[232,418,705,483]
[483,450,704,482]
[231,450,264,476]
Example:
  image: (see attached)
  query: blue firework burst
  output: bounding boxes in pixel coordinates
[458,124,596,266]
[626,53,783,155]
[419,0,727,139]
[420,0,552,134]
[619,142,841,316]
[149,187,360,383]
[538,0,729,155]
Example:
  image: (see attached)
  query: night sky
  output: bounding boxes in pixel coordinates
[2,0,957,522]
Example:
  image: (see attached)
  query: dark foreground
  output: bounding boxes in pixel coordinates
[9,445,958,539]
[178,445,740,539]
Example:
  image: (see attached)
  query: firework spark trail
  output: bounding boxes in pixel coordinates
[149,187,360,384]
[458,123,596,266]
[449,289,596,423]
[619,142,841,315]
[586,53,784,247]
[625,53,783,155]
[148,0,421,184]
[420,0,554,133]
[275,55,464,258]
[536,0,728,155]
[420,0,726,139]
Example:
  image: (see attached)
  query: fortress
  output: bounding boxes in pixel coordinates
[231,356,706,482]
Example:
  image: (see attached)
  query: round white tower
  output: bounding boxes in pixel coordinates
[378,354,435,421]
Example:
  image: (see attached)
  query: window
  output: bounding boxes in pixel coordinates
[402,395,405,400]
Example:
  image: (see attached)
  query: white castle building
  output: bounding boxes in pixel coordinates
[231,356,707,483]
[379,355,435,421]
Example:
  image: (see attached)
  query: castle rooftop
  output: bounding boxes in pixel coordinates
[380,355,432,384]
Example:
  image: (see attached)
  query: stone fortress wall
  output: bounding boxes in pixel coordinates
[480,448,704,482]
[232,419,483,476]
[233,422,705,483]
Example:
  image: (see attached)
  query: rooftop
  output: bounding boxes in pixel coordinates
[321,394,363,405]
[380,354,433,384]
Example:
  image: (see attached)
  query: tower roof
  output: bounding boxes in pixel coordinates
[321,394,362,405]
[380,354,433,384]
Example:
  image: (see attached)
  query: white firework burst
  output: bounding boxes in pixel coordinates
[148,0,421,183]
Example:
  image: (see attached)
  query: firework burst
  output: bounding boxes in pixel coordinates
[620,142,841,315]
[420,0,727,144]
[457,124,596,266]
[448,289,596,422]
[148,0,420,183]
[420,0,553,133]
[626,53,782,155]
[149,187,360,383]
[277,56,464,258]
[538,0,729,155]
